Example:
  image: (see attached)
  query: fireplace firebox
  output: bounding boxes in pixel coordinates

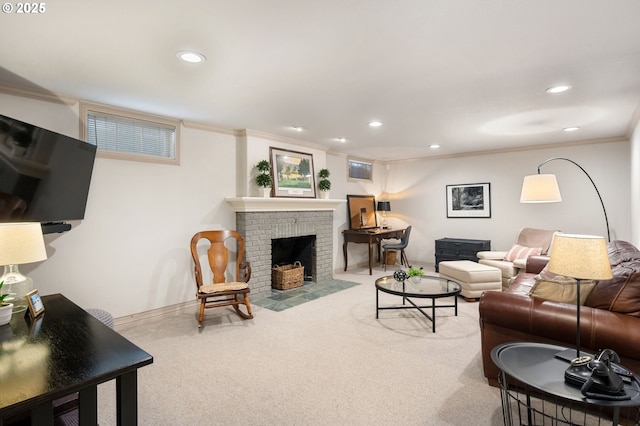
[272,235,315,281]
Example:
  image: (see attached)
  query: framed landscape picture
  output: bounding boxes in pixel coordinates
[270,147,316,198]
[446,183,491,218]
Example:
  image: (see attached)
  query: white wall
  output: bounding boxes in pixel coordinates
[2,92,633,318]
[328,140,631,272]
[2,93,238,317]
[325,152,388,270]
[238,131,329,197]
[631,120,640,246]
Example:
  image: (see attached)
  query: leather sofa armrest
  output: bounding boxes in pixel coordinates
[477,251,507,260]
[479,291,640,362]
[525,255,549,274]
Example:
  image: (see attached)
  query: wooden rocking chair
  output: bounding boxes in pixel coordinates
[190,230,254,328]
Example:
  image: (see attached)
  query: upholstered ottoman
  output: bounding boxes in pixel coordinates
[438,260,502,301]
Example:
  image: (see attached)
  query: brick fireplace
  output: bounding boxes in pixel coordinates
[226,197,343,299]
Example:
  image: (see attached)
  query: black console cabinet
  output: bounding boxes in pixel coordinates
[435,237,491,272]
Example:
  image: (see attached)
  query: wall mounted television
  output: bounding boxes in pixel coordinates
[0,114,97,234]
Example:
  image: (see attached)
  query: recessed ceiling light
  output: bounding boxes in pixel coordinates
[177,51,206,63]
[430,144,440,149]
[368,121,383,128]
[337,137,347,143]
[563,126,580,132]
[292,126,304,132]
[545,84,572,94]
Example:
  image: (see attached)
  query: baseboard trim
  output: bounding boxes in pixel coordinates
[114,300,199,327]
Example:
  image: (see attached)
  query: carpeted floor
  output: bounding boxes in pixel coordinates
[252,279,360,311]
[96,266,505,425]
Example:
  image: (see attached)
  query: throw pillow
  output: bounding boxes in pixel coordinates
[503,244,543,262]
[529,274,596,305]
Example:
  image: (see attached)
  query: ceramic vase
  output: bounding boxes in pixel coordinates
[0,303,13,327]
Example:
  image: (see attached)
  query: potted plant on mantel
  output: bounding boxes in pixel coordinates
[255,160,272,198]
[318,168,331,199]
[0,281,13,327]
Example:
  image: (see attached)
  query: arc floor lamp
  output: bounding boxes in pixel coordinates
[520,157,611,242]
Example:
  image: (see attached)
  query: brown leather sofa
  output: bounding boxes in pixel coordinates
[479,240,640,386]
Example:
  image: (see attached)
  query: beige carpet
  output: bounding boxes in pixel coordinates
[96,267,503,425]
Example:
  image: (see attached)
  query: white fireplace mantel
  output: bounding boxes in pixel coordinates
[225,197,344,212]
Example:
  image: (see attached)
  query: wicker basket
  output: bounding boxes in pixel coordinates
[272,261,304,290]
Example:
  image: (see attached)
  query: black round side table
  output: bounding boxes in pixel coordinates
[491,342,640,425]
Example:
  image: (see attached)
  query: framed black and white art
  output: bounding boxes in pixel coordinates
[446,183,491,218]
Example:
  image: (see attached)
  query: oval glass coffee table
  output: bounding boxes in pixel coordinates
[375,275,461,332]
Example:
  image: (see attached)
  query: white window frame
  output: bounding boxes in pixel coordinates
[347,157,373,182]
[80,101,180,165]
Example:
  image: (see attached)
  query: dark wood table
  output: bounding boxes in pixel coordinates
[0,294,153,426]
[343,228,406,274]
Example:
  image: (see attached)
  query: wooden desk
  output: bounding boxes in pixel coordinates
[0,294,153,426]
[343,228,406,275]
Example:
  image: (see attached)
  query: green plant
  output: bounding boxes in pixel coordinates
[318,168,331,191]
[255,160,272,188]
[0,281,9,305]
[256,173,272,188]
[407,266,425,277]
[256,160,270,173]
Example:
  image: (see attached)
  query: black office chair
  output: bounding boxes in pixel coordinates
[382,225,411,270]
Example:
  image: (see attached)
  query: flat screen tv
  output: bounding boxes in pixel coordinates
[0,114,97,233]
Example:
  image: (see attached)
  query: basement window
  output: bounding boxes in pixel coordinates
[81,102,180,165]
[348,158,373,181]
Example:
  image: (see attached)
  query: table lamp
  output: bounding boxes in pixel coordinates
[377,201,391,229]
[547,233,612,360]
[0,222,48,314]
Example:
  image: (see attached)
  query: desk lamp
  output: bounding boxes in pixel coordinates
[547,233,612,360]
[377,201,391,229]
[0,222,47,314]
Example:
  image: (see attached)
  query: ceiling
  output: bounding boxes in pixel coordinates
[1,1,640,161]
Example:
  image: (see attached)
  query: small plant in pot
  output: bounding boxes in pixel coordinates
[255,160,272,197]
[0,280,14,327]
[318,168,331,198]
[407,266,425,283]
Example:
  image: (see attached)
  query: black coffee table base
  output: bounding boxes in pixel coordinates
[375,292,458,333]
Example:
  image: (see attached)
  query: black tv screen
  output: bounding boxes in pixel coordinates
[0,114,97,231]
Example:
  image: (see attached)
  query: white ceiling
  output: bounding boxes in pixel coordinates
[1,1,640,161]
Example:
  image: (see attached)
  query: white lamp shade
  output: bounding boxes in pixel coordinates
[0,222,47,265]
[520,174,562,203]
[548,233,612,280]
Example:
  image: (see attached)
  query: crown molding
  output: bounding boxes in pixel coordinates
[376,136,630,165]
[625,101,640,139]
[181,120,235,135]
[0,84,77,106]
[237,129,329,152]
